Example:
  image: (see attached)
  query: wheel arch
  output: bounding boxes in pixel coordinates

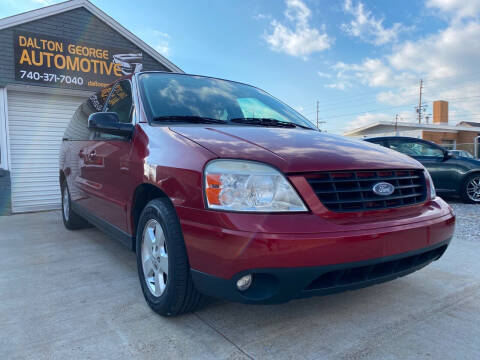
[461,169,480,186]
[130,183,175,251]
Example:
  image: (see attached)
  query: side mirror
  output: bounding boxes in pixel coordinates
[444,150,453,160]
[88,112,134,138]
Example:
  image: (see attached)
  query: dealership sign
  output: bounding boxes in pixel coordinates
[14,31,143,90]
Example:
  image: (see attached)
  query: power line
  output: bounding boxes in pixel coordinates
[302,88,480,117]
[295,80,480,125]
[298,90,382,111]
[299,79,480,109]
[301,92,480,118]
[320,103,420,120]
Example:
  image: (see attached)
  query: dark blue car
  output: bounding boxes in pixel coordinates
[365,136,480,204]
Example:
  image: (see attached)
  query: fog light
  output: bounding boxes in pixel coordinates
[236,274,252,291]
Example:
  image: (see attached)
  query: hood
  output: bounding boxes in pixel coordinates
[170,126,422,173]
[455,157,480,168]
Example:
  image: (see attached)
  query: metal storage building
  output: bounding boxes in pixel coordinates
[0,0,182,214]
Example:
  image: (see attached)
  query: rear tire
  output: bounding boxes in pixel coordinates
[461,174,480,204]
[136,198,205,316]
[61,181,90,230]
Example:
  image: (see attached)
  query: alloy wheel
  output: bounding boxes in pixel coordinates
[466,176,480,202]
[141,219,169,297]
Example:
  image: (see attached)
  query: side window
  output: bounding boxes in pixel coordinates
[91,86,112,112]
[105,81,133,124]
[367,139,386,147]
[389,139,444,158]
[63,86,111,141]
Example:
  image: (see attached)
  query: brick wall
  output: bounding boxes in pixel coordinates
[422,130,480,155]
[457,131,480,155]
[422,130,457,144]
[0,8,171,87]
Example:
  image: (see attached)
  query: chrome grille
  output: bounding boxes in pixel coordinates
[305,169,427,212]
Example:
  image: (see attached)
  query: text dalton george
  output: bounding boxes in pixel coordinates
[17,35,123,76]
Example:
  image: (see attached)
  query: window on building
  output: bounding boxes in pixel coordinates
[441,140,456,150]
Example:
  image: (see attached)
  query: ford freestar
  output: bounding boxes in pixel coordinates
[59,72,455,316]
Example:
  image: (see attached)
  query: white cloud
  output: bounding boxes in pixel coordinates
[426,0,480,20]
[152,31,171,56]
[265,0,332,59]
[345,111,417,132]
[32,0,55,5]
[325,80,351,90]
[317,71,332,78]
[338,16,480,130]
[284,0,310,26]
[341,0,407,45]
[388,21,480,78]
[253,13,270,21]
[326,58,416,91]
[346,112,392,130]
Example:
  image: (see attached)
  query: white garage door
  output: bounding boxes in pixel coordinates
[8,90,86,213]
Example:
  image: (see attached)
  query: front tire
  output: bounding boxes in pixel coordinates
[461,174,480,204]
[136,198,205,316]
[61,181,90,230]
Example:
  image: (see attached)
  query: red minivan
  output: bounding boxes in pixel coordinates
[59,72,455,316]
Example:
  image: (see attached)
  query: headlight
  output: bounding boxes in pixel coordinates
[204,160,307,212]
[424,170,436,199]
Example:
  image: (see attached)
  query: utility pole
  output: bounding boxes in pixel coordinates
[395,114,399,135]
[417,79,423,124]
[314,100,326,131]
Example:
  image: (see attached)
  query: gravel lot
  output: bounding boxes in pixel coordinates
[449,200,480,243]
[0,200,479,360]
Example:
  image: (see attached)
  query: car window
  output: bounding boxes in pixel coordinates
[366,139,386,147]
[138,73,315,129]
[93,81,133,140]
[63,86,112,141]
[458,151,473,158]
[105,80,133,124]
[237,98,289,122]
[388,139,444,157]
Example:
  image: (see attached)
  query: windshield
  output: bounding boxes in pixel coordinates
[138,73,315,129]
[453,150,473,158]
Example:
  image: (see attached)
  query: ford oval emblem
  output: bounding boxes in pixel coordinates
[372,182,395,196]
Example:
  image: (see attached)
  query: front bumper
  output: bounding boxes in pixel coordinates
[178,197,455,303]
[191,238,450,303]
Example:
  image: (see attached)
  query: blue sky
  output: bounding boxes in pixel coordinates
[2,0,480,133]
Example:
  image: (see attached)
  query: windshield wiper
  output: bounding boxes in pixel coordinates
[152,115,228,124]
[230,117,313,130]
